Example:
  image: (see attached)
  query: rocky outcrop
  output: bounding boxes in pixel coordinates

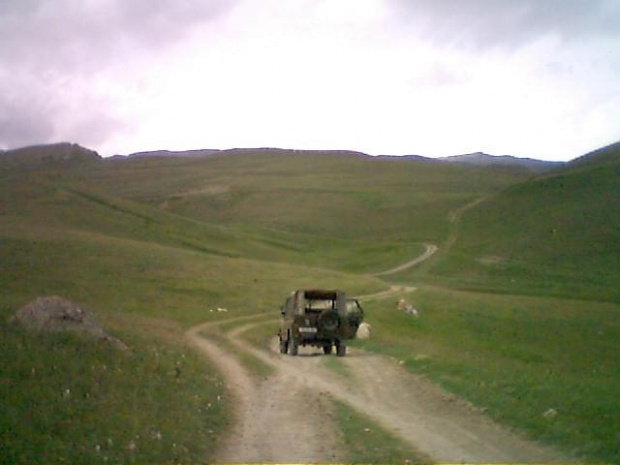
[12,296,127,350]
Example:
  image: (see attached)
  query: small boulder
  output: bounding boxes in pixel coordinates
[356,322,372,340]
[397,299,420,317]
[404,306,419,318]
[543,408,558,419]
[12,296,127,350]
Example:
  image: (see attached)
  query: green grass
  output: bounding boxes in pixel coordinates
[61,151,529,247]
[353,285,620,462]
[3,144,620,462]
[0,228,386,327]
[418,148,620,302]
[0,310,229,464]
[329,395,429,463]
[0,161,387,463]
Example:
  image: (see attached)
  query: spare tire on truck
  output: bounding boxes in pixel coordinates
[318,310,340,332]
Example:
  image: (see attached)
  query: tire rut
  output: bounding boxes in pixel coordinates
[223,321,570,463]
[186,317,345,463]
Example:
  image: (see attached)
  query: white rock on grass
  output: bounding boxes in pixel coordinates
[356,322,372,340]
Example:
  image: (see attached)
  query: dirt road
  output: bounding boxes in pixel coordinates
[187,317,567,463]
[185,235,568,463]
[187,318,346,462]
[373,244,438,277]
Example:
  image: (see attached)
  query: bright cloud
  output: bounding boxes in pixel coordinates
[1,0,619,160]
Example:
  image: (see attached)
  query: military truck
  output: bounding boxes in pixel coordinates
[278,289,364,357]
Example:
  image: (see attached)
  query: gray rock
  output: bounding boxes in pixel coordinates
[12,296,127,350]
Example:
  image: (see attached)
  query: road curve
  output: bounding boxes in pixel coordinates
[186,316,346,463]
[186,316,569,463]
[372,243,438,277]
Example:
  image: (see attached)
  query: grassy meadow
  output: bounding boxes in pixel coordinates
[1,145,619,462]
[354,286,620,462]
[416,144,620,302]
[0,311,229,464]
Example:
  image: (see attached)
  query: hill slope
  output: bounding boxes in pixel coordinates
[94,150,531,245]
[0,142,101,168]
[2,143,620,462]
[424,143,620,300]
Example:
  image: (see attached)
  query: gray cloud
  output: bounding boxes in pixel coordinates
[0,0,237,73]
[0,92,56,148]
[1,0,618,157]
[0,0,238,150]
[388,0,620,48]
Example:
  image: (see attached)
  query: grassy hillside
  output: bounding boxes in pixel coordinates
[0,315,228,464]
[0,168,388,323]
[416,143,620,301]
[0,156,391,463]
[353,285,620,462]
[3,144,619,462]
[90,151,530,243]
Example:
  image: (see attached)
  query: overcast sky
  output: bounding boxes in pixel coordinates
[1,0,619,160]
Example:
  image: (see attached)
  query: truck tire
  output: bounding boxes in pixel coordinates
[279,336,288,354]
[336,340,347,357]
[323,344,332,355]
[289,333,299,356]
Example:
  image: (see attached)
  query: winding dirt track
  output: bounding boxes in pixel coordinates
[187,318,345,462]
[185,226,568,463]
[373,243,438,277]
[187,318,567,463]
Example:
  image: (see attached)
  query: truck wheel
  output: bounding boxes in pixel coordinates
[336,340,347,357]
[290,341,299,356]
[279,336,288,354]
[289,334,299,356]
[323,344,332,355]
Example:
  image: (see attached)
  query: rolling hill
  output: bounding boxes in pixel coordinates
[419,141,620,301]
[0,142,101,168]
[2,141,619,462]
[438,151,564,173]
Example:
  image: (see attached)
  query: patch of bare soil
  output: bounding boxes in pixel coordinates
[373,244,438,277]
[355,285,417,301]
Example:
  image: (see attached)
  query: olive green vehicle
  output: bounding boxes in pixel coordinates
[278,289,364,357]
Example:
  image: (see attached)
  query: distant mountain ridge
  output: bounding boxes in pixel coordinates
[438,152,564,173]
[2,142,569,174]
[127,148,222,159]
[123,147,561,172]
[124,147,371,159]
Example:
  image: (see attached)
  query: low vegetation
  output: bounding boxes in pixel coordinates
[354,286,620,462]
[329,395,428,463]
[2,143,619,462]
[0,310,228,464]
[417,144,620,302]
